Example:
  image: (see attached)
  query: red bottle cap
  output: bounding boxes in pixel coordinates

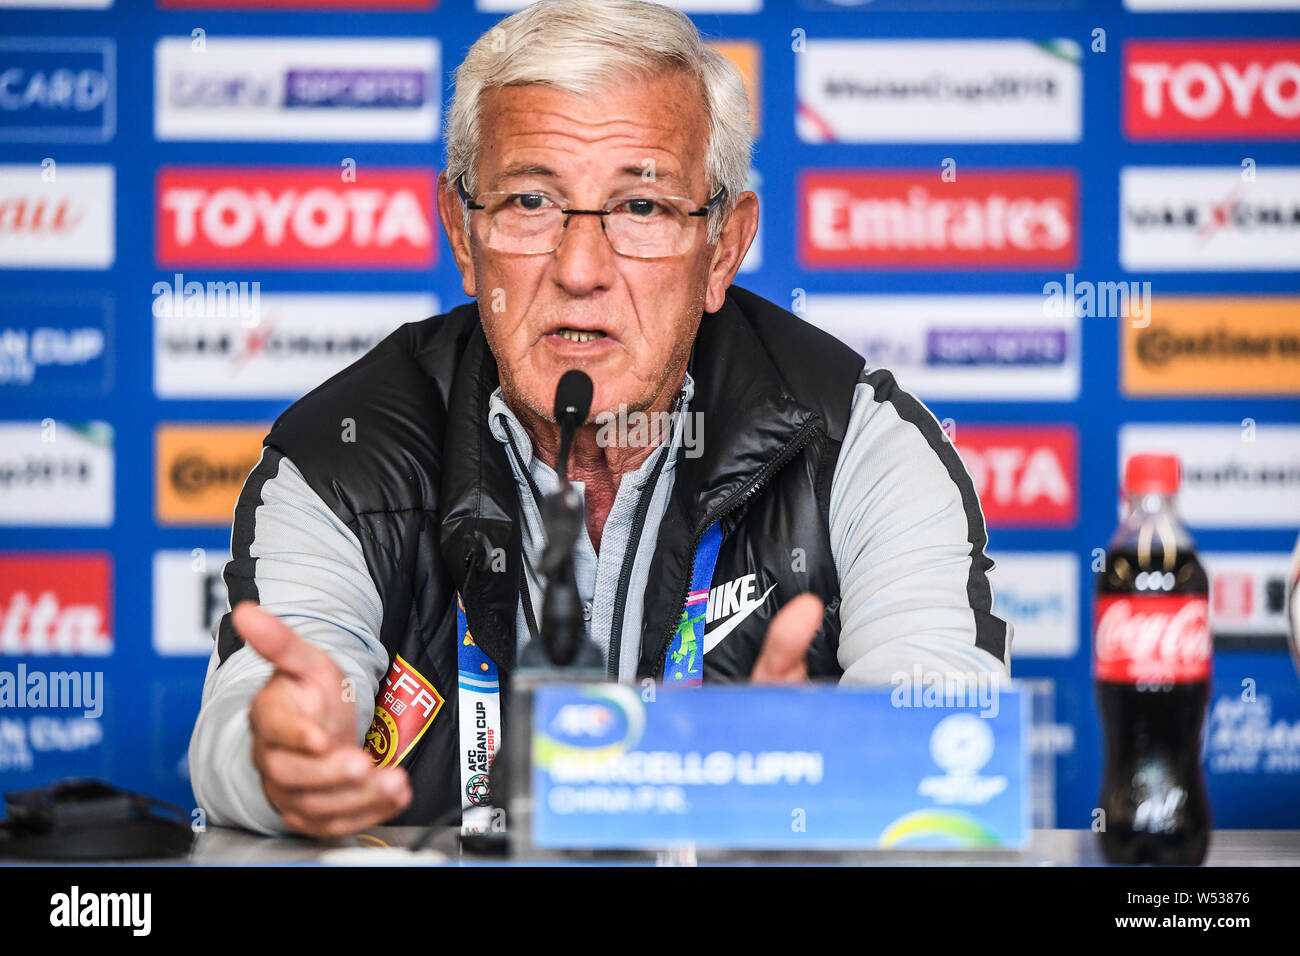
[1124,453,1180,496]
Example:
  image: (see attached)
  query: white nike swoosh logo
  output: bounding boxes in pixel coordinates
[702,583,777,654]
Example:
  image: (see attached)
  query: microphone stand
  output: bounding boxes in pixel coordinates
[519,371,604,673]
[453,372,605,858]
[526,482,603,668]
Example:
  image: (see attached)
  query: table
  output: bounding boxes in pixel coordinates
[183,827,1300,866]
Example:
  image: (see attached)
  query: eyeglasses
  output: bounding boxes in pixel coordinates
[455,172,726,259]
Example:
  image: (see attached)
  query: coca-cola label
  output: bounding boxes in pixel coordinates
[1094,595,1211,683]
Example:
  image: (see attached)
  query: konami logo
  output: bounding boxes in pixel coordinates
[1125,41,1300,140]
[0,554,112,656]
[952,425,1077,527]
[156,167,435,269]
[799,170,1077,269]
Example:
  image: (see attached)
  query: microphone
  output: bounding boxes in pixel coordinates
[553,369,592,486]
[522,369,602,670]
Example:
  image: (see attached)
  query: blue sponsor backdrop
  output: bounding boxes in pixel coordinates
[1,0,1299,835]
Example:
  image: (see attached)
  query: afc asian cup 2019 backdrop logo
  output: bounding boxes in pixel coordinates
[532,684,646,771]
[879,713,1011,849]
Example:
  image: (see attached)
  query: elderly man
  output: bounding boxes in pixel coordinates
[189,0,1010,839]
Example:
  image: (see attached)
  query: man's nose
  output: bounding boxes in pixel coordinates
[551,212,617,293]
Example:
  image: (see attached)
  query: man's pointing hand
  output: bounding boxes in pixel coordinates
[237,601,412,839]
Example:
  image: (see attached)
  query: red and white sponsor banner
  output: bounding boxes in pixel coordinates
[156,167,436,269]
[1094,595,1212,683]
[1125,41,1300,140]
[160,1,434,7]
[798,170,1077,269]
[952,425,1077,527]
[1125,0,1300,8]
[0,553,112,656]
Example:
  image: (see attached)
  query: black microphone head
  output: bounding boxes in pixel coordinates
[554,369,593,427]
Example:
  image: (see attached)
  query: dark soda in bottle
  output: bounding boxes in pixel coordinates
[1094,453,1212,865]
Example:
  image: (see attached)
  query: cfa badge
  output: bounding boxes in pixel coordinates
[364,653,444,768]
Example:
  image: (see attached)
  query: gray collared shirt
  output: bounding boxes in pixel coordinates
[487,372,697,683]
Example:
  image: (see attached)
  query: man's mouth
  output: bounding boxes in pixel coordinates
[554,328,608,343]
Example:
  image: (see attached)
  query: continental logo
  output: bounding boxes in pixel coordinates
[365,653,443,769]
[1123,297,1300,396]
[155,424,267,525]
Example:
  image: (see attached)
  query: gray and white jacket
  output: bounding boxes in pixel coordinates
[189,284,1011,834]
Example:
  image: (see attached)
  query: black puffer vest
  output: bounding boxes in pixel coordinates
[219,284,866,824]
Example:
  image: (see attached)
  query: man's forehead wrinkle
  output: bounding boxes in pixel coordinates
[484,85,704,160]
[492,159,688,188]
[492,89,687,126]
[486,126,702,194]
[494,126,687,155]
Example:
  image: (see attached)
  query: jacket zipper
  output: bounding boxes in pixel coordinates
[651,418,821,681]
[502,428,544,645]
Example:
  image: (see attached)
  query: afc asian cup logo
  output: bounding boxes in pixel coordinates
[465,772,492,807]
[930,713,995,776]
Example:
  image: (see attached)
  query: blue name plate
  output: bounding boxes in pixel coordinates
[530,683,1029,851]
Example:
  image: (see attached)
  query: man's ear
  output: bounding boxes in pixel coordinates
[437,171,477,299]
[703,189,759,314]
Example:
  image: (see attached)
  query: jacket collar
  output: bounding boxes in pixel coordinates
[634,291,825,677]
[484,371,697,480]
[673,290,820,526]
[438,326,523,671]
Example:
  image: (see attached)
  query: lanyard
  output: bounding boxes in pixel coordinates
[456,593,500,835]
[453,520,722,830]
[663,520,722,687]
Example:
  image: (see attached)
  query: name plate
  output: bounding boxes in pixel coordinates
[528,682,1028,851]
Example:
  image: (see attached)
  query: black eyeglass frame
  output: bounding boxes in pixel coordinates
[454,171,728,224]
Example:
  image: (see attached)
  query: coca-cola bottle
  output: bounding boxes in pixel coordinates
[1094,453,1212,865]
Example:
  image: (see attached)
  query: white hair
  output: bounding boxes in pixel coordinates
[444,0,753,244]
